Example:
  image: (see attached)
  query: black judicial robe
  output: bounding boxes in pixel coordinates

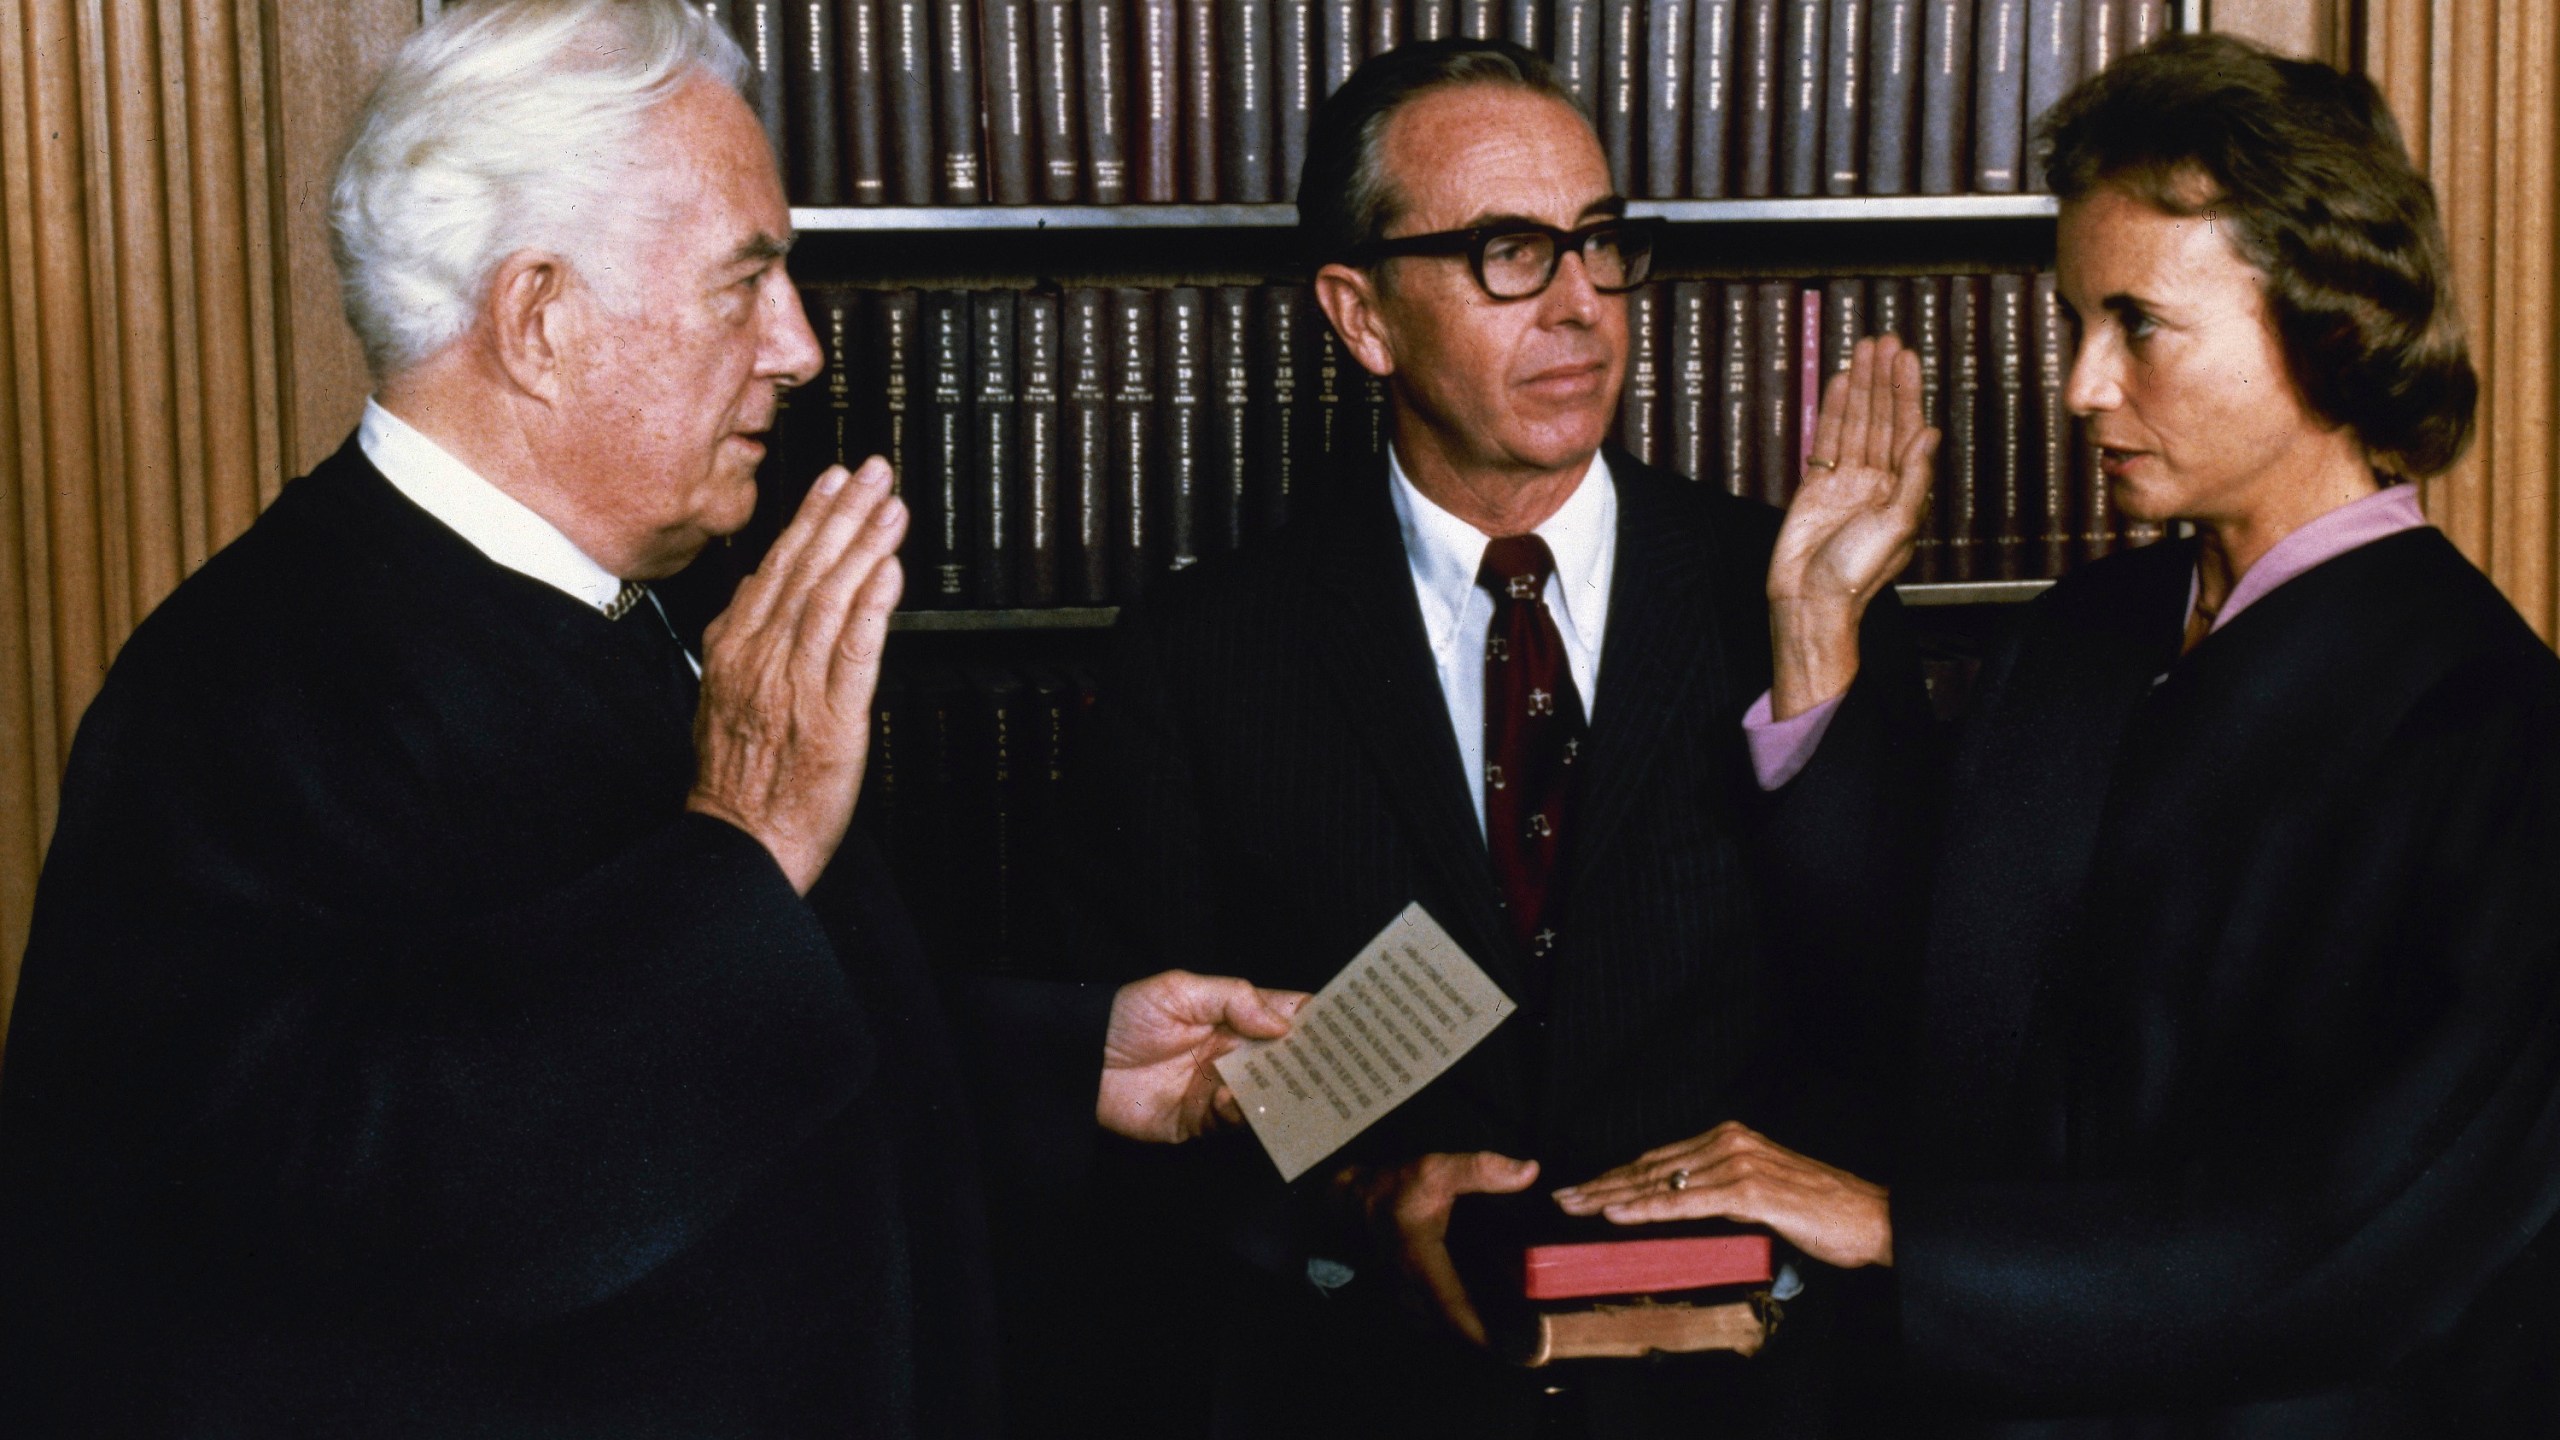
[1894,526,2560,1436]
[0,441,1107,1438]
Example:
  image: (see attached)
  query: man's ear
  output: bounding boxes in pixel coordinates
[483,250,576,402]
[1313,262,1397,380]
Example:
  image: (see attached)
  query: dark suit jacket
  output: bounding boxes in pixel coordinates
[1075,449,1930,1439]
[0,440,1109,1439]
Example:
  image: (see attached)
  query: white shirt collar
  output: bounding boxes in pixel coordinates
[358,397,626,613]
[1386,447,1618,657]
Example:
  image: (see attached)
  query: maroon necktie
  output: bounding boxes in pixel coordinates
[1478,535,1587,970]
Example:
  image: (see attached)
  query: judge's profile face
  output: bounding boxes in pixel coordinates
[553,76,822,578]
[2058,183,2346,530]
[1342,84,1627,483]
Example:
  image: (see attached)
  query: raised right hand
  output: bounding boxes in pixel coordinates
[686,459,907,893]
[1336,1150,1540,1348]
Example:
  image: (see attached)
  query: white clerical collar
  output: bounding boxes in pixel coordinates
[358,397,625,614]
[1388,447,1618,656]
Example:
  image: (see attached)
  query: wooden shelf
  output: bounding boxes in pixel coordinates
[889,581,2046,632]
[793,195,2059,234]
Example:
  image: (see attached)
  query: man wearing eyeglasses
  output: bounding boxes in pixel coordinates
[1074,37,1936,1439]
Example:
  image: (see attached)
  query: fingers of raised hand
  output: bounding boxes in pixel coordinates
[792,482,905,682]
[1837,338,1879,469]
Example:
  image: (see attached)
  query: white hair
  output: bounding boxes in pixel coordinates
[330,0,752,379]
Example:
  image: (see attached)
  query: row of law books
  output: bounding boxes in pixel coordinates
[697,0,2173,208]
[755,271,2151,613]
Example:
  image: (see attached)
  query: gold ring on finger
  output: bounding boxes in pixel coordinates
[1805,457,1839,471]
[1666,1167,1691,1192]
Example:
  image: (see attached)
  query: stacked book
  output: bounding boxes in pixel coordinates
[702,0,2176,206]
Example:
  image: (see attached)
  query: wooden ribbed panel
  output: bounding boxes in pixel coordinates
[2364,0,2560,643]
[0,0,291,1048]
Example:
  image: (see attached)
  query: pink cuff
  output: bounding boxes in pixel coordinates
[1743,689,1844,791]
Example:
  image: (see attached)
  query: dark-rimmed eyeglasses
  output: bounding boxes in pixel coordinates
[1345,217,1663,300]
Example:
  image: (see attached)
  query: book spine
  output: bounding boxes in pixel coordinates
[1182,0,1220,201]
[1031,0,1083,202]
[1779,0,1825,197]
[1972,0,2026,193]
[694,0,736,30]
[1717,280,1754,497]
[1017,291,1063,603]
[879,289,920,497]
[2123,0,2169,54]
[1667,280,1713,482]
[1752,278,1796,507]
[1413,0,1459,39]
[814,285,859,477]
[2031,270,2072,577]
[1616,281,1664,465]
[933,0,985,201]
[2083,0,2117,80]
[1132,0,1181,201]
[1870,273,1910,348]
[1325,0,1363,96]
[1109,288,1159,601]
[1689,0,1735,198]
[1916,0,1969,194]
[1645,0,1691,199]
[1821,275,1865,391]
[1738,0,1781,197]
[2078,429,2112,565]
[973,290,1019,607]
[1079,0,1129,202]
[984,0,1038,204]
[1865,0,1918,194]
[1942,273,1980,580]
[1223,0,1276,203]
[738,0,792,178]
[1461,0,1501,38]
[842,0,890,204]
[885,0,938,203]
[784,0,844,204]
[1551,0,1601,116]
[1822,0,1863,195]
[921,290,976,606]
[1312,320,1352,463]
[1367,0,1404,55]
[1905,274,1946,578]
[1985,272,2029,579]
[1601,0,1643,195]
[1276,0,1320,200]
[1360,369,1390,464]
[1063,288,1114,601]
[1797,283,1823,469]
[1210,286,1256,552]
[2022,0,2079,193]
[1256,284,1306,536]
[1160,287,1207,575]
[1507,0,1546,51]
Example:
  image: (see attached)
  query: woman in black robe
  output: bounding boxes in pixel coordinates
[1553,34,2560,1435]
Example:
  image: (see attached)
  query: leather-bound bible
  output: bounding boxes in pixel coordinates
[1209,287,1256,553]
[1644,0,1690,199]
[1062,288,1113,603]
[982,0,1037,204]
[1158,287,1208,576]
[932,0,985,201]
[1942,273,1982,580]
[1821,0,1863,195]
[2022,0,2079,193]
[1550,0,1601,116]
[972,291,1020,607]
[1017,291,1064,604]
[1985,272,2030,580]
[919,291,975,607]
[1413,0,1458,39]
[1717,280,1755,498]
[1221,0,1276,203]
[1615,282,1664,466]
[841,0,890,204]
[1752,279,1797,508]
[883,0,936,204]
[1255,284,1309,537]
[1448,1193,1781,1368]
[1130,0,1180,202]
[1688,0,1736,197]
[1108,288,1159,602]
[1737,0,1781,196]
[736,0,791,176]
[1323,0,1363,97]
[1971,0,2026,192]
[1778,0,1825,197]
[1078,0,1129,203]
[1507,0,1546,51]
[1865,0,1920,194]
[1667,280,1714,483]
[1180,0,1219,201]
[781,0,842,204]
[1916,0,1971,194]
[1276,0,1320,197]
[2031,270,2074,577]
[1031,0,1082,201]
[1461,0,1501,38]
[1601,0,1642,195]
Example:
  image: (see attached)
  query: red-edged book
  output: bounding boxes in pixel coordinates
[1523,1228,1773,1300]
[1450,1193,1782,1366]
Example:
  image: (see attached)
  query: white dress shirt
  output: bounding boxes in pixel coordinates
[1388,447,1618,837]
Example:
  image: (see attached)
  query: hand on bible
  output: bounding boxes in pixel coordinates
[1765,336,1938,718]
[1551,1121,1892,1271]
[1098,971,1307,1143]
[687,459,906,894]
[1337,1151,1541,1348]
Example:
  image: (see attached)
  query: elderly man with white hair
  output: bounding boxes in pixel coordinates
[0,1,1295,1434]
